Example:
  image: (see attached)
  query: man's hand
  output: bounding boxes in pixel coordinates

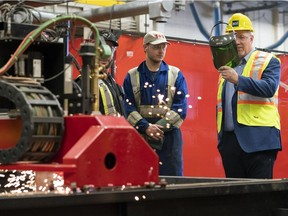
[218,66,239,84]
[145,124,164,141]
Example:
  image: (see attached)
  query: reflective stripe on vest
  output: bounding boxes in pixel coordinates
[166,110,183,128]
[237,50,280,129]
[99,79,117,115]
[127,111,142,126]
[238,51,273,104]
[216,76,224,133]
[127,66,182,127]
[128,66,179,107]
[216,50,280,132]
[138,104,169,118]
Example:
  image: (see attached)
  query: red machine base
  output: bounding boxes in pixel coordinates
[0,115,159,188]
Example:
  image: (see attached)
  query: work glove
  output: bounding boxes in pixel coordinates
[142,123,165,150]
[155,118,172,132]
[142,134,163,150]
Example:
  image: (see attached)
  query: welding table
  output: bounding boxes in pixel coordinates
[0,176,288,216]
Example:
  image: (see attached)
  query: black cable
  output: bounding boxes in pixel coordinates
[109,4,115,32]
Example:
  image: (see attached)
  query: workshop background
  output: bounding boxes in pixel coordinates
[0,1,288,215]
[62,0,288,178]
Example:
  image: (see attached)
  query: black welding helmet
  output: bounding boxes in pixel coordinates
[209,21,239,69]
[100,30,119,47]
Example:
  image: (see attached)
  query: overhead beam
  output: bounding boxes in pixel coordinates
[75,0,173,23]
[32,0,174,23]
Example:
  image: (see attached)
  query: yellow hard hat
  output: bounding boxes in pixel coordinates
[225,13,254,33]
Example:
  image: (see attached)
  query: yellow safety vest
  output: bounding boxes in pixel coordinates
[216,50,280,133]
[99,79,117,115]
[127,66,183,128]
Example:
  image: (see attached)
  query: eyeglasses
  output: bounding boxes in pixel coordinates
[236,35,249,41]
[149,44,167,50]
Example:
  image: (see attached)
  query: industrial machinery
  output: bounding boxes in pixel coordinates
[0,1,159,190]
[0,2,288,216]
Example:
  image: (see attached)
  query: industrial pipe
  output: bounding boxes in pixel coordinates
[32,0,174,23]
[75,0,173,23]
[264,30,288,50]
[213,1,221,36]
[189,1,210,40]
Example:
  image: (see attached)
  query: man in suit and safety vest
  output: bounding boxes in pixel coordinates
[216,13,282,178]
[123,31,188,176]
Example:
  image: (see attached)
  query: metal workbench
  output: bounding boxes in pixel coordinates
[1,176,288,216]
